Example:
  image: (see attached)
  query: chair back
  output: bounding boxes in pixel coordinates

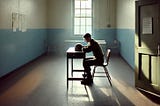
[106,49,111,65]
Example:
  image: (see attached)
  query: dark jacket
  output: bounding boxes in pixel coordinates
[83,39,104,61]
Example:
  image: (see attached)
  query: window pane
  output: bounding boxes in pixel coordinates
[81,1,86,9]
[86,18,92,25]
[81,18,86,25]
[81,26,86,34]
[86,10,92,17]
[74,26,80,34]
[75,1,80,8]
[86,26,92,34]
[86,0,92,8]
[81,10,86,17]
[75,9,81,17]
[74,18,80,25]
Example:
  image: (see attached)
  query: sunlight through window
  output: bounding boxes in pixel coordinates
[74,0,92,35]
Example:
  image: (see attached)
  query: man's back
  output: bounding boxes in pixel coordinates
[90,39,103,60]
[83,39,104,61]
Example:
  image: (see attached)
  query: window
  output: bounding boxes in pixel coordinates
[74,0,92,35]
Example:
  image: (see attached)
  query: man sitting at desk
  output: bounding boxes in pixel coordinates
[81,33,104,85]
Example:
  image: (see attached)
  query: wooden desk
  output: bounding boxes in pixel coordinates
[66,47,85,89]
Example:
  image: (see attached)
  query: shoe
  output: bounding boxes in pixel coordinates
[81,78,93,85]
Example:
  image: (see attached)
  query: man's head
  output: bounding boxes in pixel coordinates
[83,33,91,42]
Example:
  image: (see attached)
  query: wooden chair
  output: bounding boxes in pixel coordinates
[92,49,112,86]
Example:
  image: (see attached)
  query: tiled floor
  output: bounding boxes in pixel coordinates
[0,54,159,106]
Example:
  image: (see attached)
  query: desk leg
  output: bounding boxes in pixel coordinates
[67,57,69,90]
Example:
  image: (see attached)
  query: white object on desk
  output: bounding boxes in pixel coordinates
[65,39,106,45]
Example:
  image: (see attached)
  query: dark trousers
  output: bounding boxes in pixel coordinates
[83,57,104,78]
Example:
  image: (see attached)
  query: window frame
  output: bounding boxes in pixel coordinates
[73,0,93,36]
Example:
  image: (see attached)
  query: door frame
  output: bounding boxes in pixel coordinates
[135,0,160,96]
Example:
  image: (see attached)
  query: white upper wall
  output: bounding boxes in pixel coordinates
[1,0,133,29]
[94,0,116,29]
[0,0,117,29]
[0,0,47,29]
[116,0,135,29]
[48,0,116,29]
[47,0,72,29]
[20,0,47,28]
[0,0,18,29]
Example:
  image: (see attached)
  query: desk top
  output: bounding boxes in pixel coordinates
[66,47,84,53]
[66,47,85,58]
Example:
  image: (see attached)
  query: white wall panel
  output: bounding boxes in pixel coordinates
[48,0,116,29]
[116,0,135,29]
[0,0,47,29]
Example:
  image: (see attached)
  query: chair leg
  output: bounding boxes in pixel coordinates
[103,66,111,80]
[92,66,96,78]
[103,66,112,86]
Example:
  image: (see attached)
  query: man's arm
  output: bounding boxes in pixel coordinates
[83,45,92,53]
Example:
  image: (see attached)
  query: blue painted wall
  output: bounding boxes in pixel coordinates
[116,29,135,69]
[0,29,47,77]
[47,29,72,54]
[0,28,135,78]
[47,28,117,54]
[93,29,116,44]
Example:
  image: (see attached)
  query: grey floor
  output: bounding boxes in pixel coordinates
[0,54,159,106]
